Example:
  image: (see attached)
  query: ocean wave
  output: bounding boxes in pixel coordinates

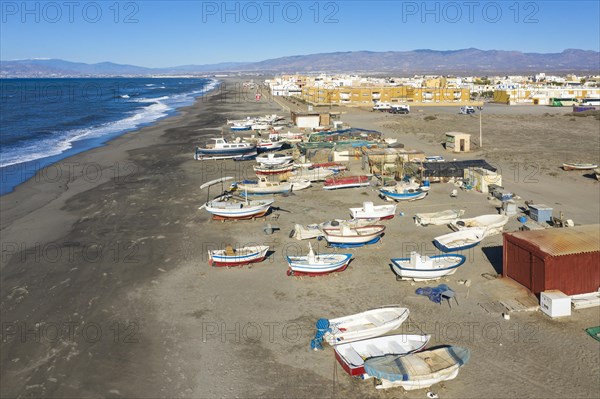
[0,101,170,168]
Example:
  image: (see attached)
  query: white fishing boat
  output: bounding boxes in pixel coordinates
[562,162,598,171]
[334,334,431,377]
[291,219,378,240]
[321,225,386,246]
[323,175,371,190]
[364,346,470,390]
[349,202,397,220]
[286,243,352,276]
[291,167,335,182]
[322,307,410,346]
[194,138,257,160]
[203,196,274,219]
[379,181,427,202]
[433,228,486,252]
[208,245,269,267]
[450,214,509,236]
[414,209,465,226]
[256,153,293,166]
[254,162,296,176]
[236,176,293,195]
[391,252,466,281]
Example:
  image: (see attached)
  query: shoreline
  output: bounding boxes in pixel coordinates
[1,77,599,398]
[0,78,221,197]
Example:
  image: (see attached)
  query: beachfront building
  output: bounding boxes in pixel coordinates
[493,86,600,105]
[300,85,471,106]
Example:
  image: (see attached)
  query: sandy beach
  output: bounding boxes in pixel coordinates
[1,78,599,398]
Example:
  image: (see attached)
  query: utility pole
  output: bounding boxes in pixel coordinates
[478,106,483,147]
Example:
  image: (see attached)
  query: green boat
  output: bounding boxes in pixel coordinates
[585,326,600,342]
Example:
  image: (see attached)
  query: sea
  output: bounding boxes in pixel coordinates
[0,77,217,195]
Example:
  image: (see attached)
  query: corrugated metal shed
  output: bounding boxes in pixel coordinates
[504,224,599,257]
[503,224,600,295]
[407,160,497,178]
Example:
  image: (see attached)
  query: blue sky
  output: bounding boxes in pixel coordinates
[1,1,599,67]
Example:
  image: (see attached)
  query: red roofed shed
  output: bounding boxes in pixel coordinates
[503,225,600,295]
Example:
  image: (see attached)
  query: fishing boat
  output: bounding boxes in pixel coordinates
[349,202,397,220]
[391,252,466,281]
[414,209,465,226]
[230,123,252,131]
[334,334,431,377]
[433,228,486,252]
[235,176,293,195]
[379,182,427,202]
[208,245,269,267]
[253,162,296,176]
[256,140,284,151]
[203,196,274,219]
[562,162,598,171]
[321,307,410,346]
[291,219,378,240]
[323,175,371,190]
[291,167,335,182]
[195,138,257,160]
[321,225,385,247]
[286,243,352,276]
[364,346,470,390]
[449,214,509,236]
[256,153,293,166]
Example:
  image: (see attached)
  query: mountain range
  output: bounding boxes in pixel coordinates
[1,49,599,77]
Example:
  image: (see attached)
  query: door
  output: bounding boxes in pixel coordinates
[460,139,465,152]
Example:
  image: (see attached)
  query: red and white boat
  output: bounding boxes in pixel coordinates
[208,245,269,267]
[253,162,296,176]
[323,175,371,190]
[256,140,284,151]
[349,202,396,220]
[334,334,431,377]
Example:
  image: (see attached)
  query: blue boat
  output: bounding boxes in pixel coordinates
[433,228,486,252]
[379,182,428,202]
[195,138,257,160]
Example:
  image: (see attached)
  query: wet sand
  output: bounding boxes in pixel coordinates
[1,78,599,398]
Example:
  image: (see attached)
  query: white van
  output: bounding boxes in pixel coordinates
[373,102,392,111]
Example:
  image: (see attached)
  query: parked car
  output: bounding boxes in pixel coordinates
[373,102,392,111]
[389,105,410,114]
[459,106,475,114]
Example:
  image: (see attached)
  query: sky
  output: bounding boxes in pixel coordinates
[1,0,599,67]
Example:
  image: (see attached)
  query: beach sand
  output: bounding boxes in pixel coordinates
[1,78,599,398]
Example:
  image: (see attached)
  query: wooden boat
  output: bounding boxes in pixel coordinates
[230,123,252,131]
[414,209,465,226]
[286,243,352,276]
[195,138,256,160]
[391,252,466,281]
[450,214,509,236]
[349,202,397,220]
[203,195,274,219]
[256,153,293,165]
[254,162,296,176]
[208,245,269,267]
[562,162,598,171]
[323,175,371,190]
[291,167,334,182]
[322,307,410,346]
[236,176,293,195]
[334,334,431,377]
[291,219,378,240]
[379,181,427,201]
[364,346,470,390]
[256,140,284,151]
[433,228,486,252]
[321,225,385,246]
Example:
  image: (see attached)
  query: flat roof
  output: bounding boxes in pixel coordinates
[504,224,600,257]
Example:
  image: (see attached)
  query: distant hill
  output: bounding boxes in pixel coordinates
[1,49,599,77]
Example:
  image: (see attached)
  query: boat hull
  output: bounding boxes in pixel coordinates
[286,254,352,276]
[209,246,269,267]
[562,163,598,171]
[204,200,273,219]
[379,189,427,202]
[433,229,485,253]
[334,334,430,377]
[391,254,466,280]
[322,226,385,244]
[324,176,370,190]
